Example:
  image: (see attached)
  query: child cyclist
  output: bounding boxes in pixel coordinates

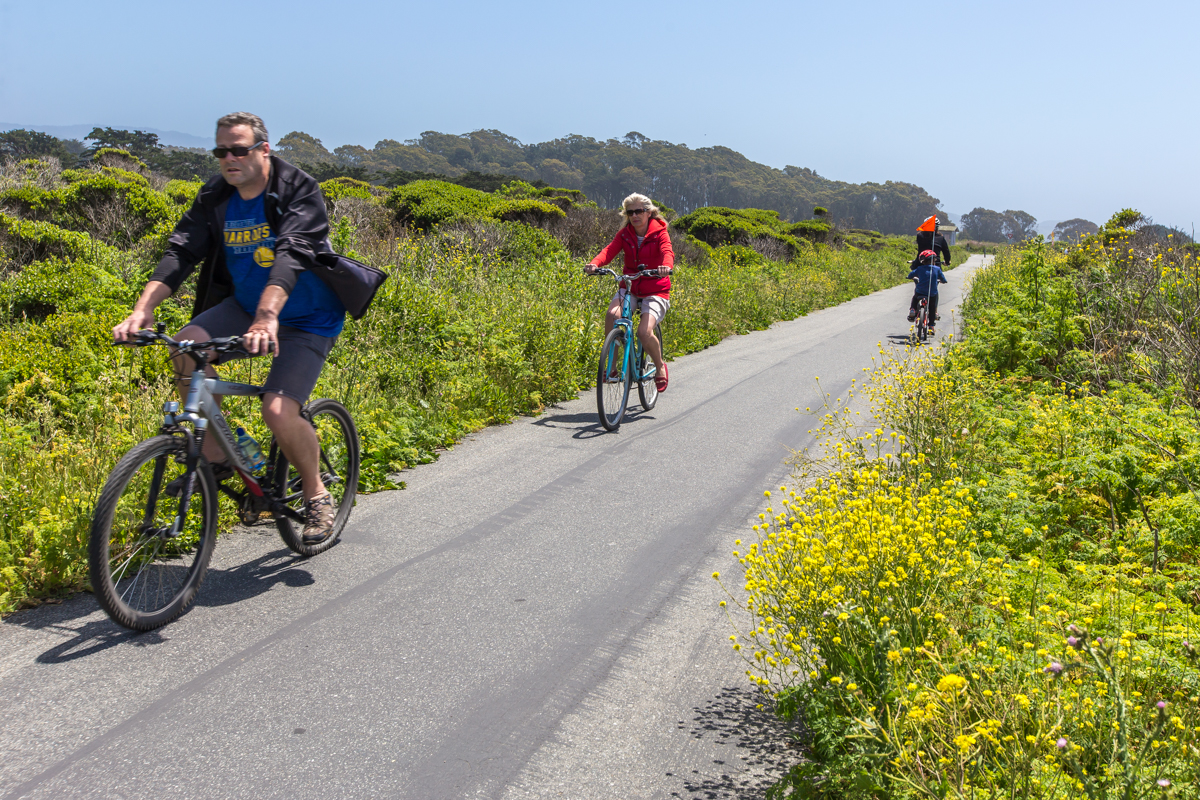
[907,249,948,334]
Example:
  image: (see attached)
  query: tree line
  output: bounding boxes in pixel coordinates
[274,129,947,234]
[0,127,219,181]
[8,126,1128,241]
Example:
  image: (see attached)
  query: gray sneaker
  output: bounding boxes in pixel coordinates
[302,491,336,544]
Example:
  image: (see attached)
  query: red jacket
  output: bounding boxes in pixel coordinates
[589,216,675,297]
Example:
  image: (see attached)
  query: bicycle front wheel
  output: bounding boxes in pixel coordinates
[89,434,219,631]
[274,398,361,556]
[597,328,631,431]
[637,323,662,412]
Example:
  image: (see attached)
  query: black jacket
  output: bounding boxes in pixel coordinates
[150,156,333,318]
[915,231,951,266]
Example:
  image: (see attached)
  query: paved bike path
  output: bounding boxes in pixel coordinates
[0,256,987,800]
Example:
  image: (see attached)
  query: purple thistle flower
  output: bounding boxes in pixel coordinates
[1157,701,1167,710]
[1044,661,1064,675]
[1158,778,1171,788]
[1056,737,1068,749]
[1066,636,1081,649]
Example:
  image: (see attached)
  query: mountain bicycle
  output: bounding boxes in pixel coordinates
[590,267,671,431]
[89,326,360,631]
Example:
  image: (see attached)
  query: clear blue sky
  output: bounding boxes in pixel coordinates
[2,0,1196,229]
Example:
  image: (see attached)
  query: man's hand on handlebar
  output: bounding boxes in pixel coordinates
[244,314,280,357]
[112,308,156,343]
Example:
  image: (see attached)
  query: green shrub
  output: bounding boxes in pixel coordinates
[385,180,495,229]
[487,198,565,227]
[0,257,131,320]
[0,213,98,265]
[2,166,182,247]
[672,206,804,257]
[90,147,149,174]
[163,179,202,205]
[784,219,832,242]
[320,176,379,204]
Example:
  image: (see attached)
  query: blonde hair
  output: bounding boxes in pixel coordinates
[621,193,665,225]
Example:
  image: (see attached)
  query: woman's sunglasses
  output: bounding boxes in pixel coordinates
[212,141,266,159]
[626,208,649,216]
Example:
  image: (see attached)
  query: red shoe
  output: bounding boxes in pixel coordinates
[655,363,669,392]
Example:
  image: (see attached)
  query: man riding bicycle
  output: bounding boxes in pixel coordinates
[112,112,346,544]
[916,215,952,267]
[584,193,674,392]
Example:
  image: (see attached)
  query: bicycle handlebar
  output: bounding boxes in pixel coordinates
[589,267,674,280]
[113,329,272,355]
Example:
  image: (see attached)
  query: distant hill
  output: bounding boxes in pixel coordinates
[276,129,945,235]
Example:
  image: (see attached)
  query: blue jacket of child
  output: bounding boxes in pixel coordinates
[908,262,948,296]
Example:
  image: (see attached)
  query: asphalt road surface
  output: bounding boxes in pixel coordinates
[1,256,987,800]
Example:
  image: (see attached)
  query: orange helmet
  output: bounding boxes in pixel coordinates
[917,216,938,232]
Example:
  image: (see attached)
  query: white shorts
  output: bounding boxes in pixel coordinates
[613,290,670,326]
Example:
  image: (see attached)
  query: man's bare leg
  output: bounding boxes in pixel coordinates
[262,392,326,501]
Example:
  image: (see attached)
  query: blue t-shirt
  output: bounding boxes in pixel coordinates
[223,192,345,337]
[907,263,948,297]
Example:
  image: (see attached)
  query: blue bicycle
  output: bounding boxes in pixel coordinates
[590,267,670,431]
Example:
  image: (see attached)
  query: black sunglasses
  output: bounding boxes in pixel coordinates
[626,208,649,216]
[212,141,265,159]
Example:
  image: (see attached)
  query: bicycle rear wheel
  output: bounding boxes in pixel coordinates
[89,434,218,631]
[274,398,361,556]
[917,305,929,342]
[637,323,662,411]
[597,327,631,431]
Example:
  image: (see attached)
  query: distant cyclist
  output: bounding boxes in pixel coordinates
[112,112,345,544]
[907,249,948,334]
[915,215,951,268]
[584,193,674,392]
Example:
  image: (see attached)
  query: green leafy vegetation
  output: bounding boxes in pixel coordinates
[722,215,1200,797]
[0,150,935,613]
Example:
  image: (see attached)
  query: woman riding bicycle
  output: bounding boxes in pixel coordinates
[584,193,674,392]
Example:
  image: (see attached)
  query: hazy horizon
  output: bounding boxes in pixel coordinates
[3,0,1195,231]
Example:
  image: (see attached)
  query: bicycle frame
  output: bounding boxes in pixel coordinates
[156,343,304,526]
[605,272,658,383]
[169,369,266,489]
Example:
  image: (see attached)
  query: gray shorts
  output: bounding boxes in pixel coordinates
[613,290,670,326]
[188,297,337,406]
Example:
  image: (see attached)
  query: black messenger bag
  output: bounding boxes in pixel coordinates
[311,252,388,320]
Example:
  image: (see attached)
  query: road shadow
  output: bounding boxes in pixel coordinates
[0,592,167,663]
[195,546,316,608]
[675,685,808,799]
[6,533,318,664]
[886,333,920,347]
[532,406,659,440]
[36,620,166,663]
